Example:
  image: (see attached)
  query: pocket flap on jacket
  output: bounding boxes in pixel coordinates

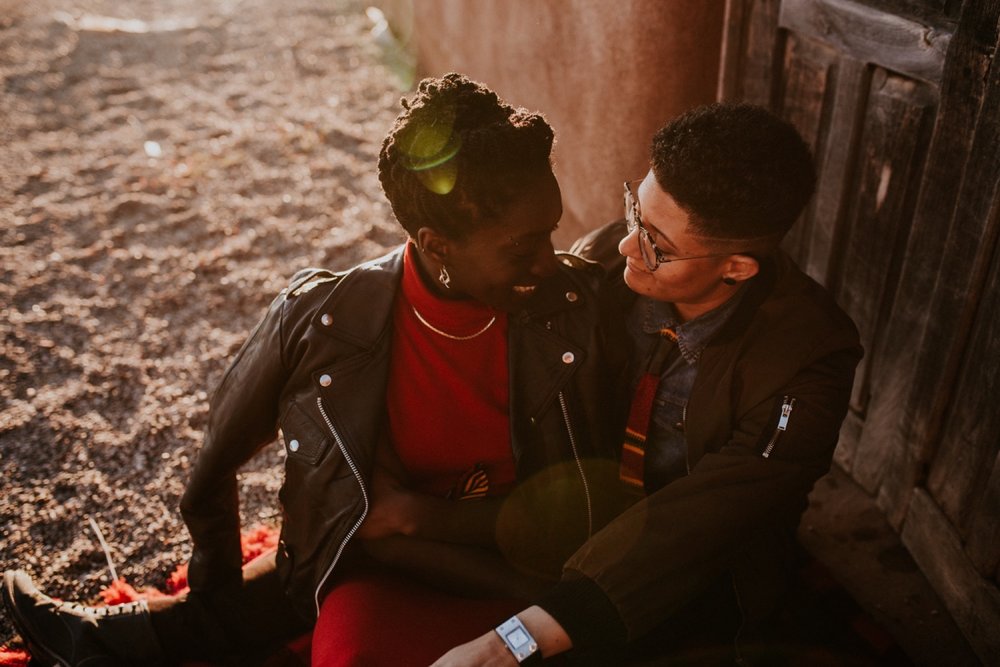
[278,401,331,465]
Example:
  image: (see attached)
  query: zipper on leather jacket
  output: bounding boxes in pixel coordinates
[762,396,796,459]
[313,396,369,616]
[558,391,593,537]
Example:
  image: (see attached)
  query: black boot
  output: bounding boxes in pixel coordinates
[2,570,165,666]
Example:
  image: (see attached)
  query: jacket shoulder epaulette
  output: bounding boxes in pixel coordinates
[556,251,604,278]
[285,268,340,298]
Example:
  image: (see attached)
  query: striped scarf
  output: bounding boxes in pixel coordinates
[619,328,679,491]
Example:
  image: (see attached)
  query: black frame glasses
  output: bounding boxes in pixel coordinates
[623,181,745,271]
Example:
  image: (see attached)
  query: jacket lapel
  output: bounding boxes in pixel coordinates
[308,247,403,464]
[508,266,587,425]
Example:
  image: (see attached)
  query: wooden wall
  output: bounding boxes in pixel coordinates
[718,0,1000,661]
[375,0,725,246]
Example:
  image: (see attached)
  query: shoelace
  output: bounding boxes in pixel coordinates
[55,599,147,616]
[57,516,147,615]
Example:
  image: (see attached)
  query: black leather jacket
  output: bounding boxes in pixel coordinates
[179,246,623,621]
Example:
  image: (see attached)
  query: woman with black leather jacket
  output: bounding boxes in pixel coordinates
[2,73,625,667]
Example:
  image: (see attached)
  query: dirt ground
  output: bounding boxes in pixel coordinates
[0,0,408,647]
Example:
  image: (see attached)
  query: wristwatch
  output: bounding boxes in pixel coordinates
[495,615,540,663]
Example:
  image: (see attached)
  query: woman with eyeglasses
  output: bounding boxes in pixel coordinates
[3,73,625,667]
[434,104,862,665]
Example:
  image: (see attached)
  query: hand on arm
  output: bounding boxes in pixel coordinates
[357,440,550,599]
[358,438,502,546]
[430,606,571,667]
[355,463,415,540]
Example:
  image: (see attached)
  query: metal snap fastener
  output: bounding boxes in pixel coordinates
[288,439,300,452]
[319,374,332,387]
[320,313,332,326]
[565,291,578,302]
[562,352,575,364]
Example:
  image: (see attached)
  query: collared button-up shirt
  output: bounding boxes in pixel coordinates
[626,289,746,491]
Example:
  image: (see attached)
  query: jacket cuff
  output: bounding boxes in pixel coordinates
[533,573,627,650]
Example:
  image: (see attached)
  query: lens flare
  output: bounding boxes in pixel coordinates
[399,113,461,194]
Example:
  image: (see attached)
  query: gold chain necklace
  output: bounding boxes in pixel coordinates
[410,305,497,341]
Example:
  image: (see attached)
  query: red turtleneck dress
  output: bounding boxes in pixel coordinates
[311,243,522,666]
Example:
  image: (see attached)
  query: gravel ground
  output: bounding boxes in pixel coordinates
[0,0,406,647]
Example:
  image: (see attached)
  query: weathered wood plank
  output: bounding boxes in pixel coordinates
[741,0,782,105]
[805,56,867,286]
[925,188,1000,537]
[779,0,953,83]
[833,408,864,472]
[777,33,837,272]
[883,0,963,22]
[858,0,999,525]
[901,488,1000,663]
[830,71,934,434]
[965,450,1000,578]
[778,34,835,161]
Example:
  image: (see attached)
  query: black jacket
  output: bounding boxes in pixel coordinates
[539,221,864,651]
[179,246,624,621]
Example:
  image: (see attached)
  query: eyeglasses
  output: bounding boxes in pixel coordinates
[624,181,744,271]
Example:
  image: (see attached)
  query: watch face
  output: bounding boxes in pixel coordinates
[506,627,531,649]
[497,616,538,662]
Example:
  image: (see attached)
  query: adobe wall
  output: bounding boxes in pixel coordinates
[377,0,725,245]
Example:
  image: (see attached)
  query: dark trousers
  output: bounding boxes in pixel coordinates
[148,551,310,665]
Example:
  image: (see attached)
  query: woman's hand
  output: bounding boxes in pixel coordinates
[357,465,416,539]
[428,631,516,667]
[358,437,502,546]
[430,607,572,666]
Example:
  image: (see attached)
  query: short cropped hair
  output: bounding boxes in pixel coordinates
[378,73,555,240]
[651,103,816,246]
